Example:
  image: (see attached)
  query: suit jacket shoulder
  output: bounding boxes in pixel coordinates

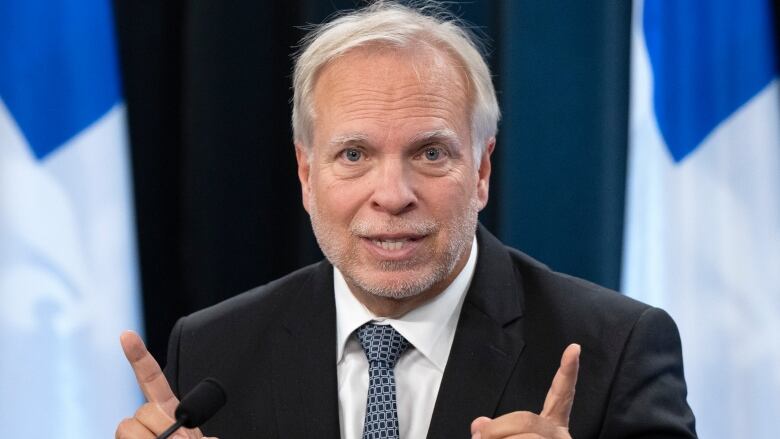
[428,226,696,438]
[166,259,325,370]
[163,259,340,438]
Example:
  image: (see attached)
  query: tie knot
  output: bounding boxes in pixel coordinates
[356,323,410,368]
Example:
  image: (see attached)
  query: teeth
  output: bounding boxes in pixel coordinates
[372,239,409,251]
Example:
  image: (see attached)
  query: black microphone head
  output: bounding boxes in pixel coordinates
[175,378,227,428]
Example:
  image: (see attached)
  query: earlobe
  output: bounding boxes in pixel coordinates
[295,143,312,213]
[476,138,495,210]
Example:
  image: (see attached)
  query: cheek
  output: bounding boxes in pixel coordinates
[425,176,477,216]
[447,167,479,197]
[311,175,369,220]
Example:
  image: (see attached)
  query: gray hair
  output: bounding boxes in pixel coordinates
[291,1,500,163]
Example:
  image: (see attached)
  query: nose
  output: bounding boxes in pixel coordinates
[369,158,417,215]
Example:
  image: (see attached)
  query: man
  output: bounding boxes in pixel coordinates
[116,2,696,438]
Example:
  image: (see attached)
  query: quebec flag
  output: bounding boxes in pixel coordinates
[623,0,779,437]
[0,0,143,437]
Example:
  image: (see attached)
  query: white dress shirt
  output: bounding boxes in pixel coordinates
[335,237,478,439]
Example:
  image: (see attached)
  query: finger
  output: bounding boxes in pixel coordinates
[540,343,580,427]
[136,403,205,439]
[120,330,179,414]
[115,417,156,439]
[475,411,550,438]
[135,402,176,434]
[471,416,492,434]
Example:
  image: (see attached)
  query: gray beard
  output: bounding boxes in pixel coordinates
[309,198,480,300]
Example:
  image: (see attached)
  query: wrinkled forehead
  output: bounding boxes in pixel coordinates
[311,43,472,120]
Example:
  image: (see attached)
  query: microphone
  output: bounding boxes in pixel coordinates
[157,378,227,439]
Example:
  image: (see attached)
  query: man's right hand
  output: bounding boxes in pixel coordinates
[115,330,205,439]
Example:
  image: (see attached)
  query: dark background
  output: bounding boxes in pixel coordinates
[113,0,633,362]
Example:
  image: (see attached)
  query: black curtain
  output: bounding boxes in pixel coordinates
[114,0,631,362]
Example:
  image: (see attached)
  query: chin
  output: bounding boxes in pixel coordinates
[345,262,452,300]
[350,276,436,300]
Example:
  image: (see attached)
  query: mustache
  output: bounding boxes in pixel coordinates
[350,218,437,236]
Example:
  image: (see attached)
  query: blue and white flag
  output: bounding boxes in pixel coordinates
[623,0,779,437]
[0,0,143,436]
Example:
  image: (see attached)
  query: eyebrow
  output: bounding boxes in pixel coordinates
[326,129,462,151]
[328,133,370,149]
[407,129,462,150]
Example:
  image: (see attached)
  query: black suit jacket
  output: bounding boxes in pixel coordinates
[164,226,696,438]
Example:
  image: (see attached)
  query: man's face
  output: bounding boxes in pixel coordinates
[296,46,493,303]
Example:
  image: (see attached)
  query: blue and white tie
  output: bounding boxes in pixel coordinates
[357,323,410,439]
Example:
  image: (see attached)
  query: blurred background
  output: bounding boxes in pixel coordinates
[1,0,778,437]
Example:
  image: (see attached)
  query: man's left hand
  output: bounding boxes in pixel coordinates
[470,343,580,439]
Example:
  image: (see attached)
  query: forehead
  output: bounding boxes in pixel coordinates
[310,44,471,142]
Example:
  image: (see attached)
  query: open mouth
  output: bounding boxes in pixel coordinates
[362,233,426,253]
[371,238,414,251]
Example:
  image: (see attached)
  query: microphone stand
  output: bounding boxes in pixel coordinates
[156,418,185,439]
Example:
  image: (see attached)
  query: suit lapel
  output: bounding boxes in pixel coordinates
[426,226,526,438]
[270,261,341,438]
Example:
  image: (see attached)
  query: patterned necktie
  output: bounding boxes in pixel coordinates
[356,323,411,439]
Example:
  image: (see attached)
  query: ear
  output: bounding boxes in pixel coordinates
[295,143,312,214]
[476,137,495,211]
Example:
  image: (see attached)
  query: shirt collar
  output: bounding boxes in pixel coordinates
[334,236,478,372]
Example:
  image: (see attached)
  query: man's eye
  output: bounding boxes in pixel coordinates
[423,147,443,161]
[342,148,362,162]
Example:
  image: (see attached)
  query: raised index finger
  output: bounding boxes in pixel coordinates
[120,330,179,414]
[540,343,581,427]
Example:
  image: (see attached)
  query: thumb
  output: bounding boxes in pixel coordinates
[470,416,492,434]
[540,343,580,427]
